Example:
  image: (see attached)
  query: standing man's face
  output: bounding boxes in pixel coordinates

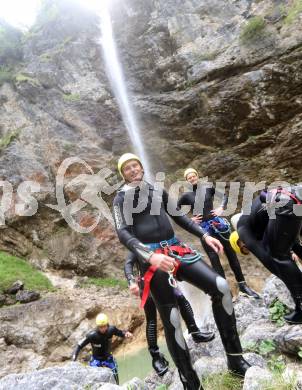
[122,160,144,183]
[186,172,199,186]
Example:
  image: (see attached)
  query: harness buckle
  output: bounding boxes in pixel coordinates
[160,240,169,248]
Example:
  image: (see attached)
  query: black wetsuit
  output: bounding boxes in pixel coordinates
[124,252,205,352]
[178,183,245,282]
[237,188,302,309]
[113,181,248,390]
[73,326,125,361]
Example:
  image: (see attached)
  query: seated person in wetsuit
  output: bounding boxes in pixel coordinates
[178,168,260,299]
[72,313,132,384]
[230,186,302,324]
[124,252,214,376]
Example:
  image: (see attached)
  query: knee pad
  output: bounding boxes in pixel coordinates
[170,307,186,350]
[216,276,233,315]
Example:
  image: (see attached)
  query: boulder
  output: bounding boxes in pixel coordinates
[4,281,24,295]
[15,290,40,304]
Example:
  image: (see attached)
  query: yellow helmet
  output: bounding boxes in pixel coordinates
[229,231,241,254]
[96,313,109,326]
[184,168,198,180]
[117,153,142,177]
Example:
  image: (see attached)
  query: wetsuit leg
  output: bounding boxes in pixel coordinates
[265,214,302,316]
[177,259,250,376]
[150,270,201,390]
[143,295,158,351]
[201,238,226,278]
[222,234,245,282]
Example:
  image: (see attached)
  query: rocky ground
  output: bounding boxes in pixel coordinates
[0,275,301,389]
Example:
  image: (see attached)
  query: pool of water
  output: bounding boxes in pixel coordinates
[116,342,174,384]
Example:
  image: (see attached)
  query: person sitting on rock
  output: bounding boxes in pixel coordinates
[229,185,302,324]
[112,153,251,390]
[72,313,132,384]
[178,168,260,299]
[124,251,215,376]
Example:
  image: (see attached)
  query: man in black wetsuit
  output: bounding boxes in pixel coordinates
[113,153,251,390]
[230,186,302,324]
[124,252,215,376]
[72,313,132,384]
[178,168,260,299]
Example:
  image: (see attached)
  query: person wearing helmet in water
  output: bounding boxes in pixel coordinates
[229,186,302,324]
[178,168,260,299]
[112,153,251,390]
[72,313,132,384]
[124,251,215,376]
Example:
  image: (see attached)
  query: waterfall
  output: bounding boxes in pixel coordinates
[97,0,152,181]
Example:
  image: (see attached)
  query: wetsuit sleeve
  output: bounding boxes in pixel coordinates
[163,190,209,240]
[72,333,91,361]
[113,194,154,264]
[237,214,273,267]
[177,193,190,207]
[124,252,137,286]
[112,326,126,338]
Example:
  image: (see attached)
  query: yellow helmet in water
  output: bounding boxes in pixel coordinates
[118,153,142,177]
[229,231,241,254]
[184,168,198,180]
[96,313,109,326]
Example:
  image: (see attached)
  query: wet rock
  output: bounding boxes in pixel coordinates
[0,295,6,307]
[15,290,40,304]
[0,362,115,390]
[4,280,24,295]
[262,276,295,310]
[242,366,272,390]
[274,325,302,356]
[233,295,269,333]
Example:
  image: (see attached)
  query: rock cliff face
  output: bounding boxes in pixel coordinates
[0,0,302,273]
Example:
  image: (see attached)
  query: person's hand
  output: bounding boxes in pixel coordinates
[149,253,177,272]
[129,283,139,296]
[210,206,224,217]
[125,331,133,338]
[292,252,301,262]
[71,354,77,362]
[191,215,203,224]
[204,236,224,254]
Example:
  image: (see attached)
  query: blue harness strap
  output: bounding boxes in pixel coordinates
[201,216,231,240]
[145,236,179,251]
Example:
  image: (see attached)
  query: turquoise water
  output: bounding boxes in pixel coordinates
[116,342,174,384]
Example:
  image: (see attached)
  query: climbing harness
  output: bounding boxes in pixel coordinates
[140,238,202,307]
[201,216,231,241]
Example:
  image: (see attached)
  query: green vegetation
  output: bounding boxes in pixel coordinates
[283,0,302,24]
[261,372,297,390]
[155,386,168,390]
[79,277,128,289]
[63,93,81,102]
[298,347,302,359]
[240,16,266,43]
[0,251,53,293]
[15,73,40,87]
[267,355,286,373]
[0,128,22,151]
[202,372,243,390]
[269,299,289,327]
[0,67,14,86]
[243,339,276,356]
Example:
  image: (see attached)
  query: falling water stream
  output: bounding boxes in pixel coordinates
[98,0,152,181]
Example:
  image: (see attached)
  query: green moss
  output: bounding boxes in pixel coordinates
[80,277,128,289]
[283,0,302,24]
[0,128,22,150]
[203,372,243,390]
[63,93,81,102]
[240,16,267,43]
[15,73,40,87]
[0,251,53,293]
[0,67,14,85]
